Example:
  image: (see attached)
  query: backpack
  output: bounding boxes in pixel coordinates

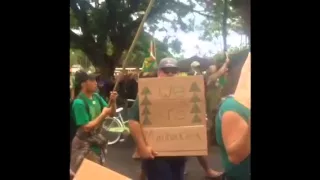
[70,93,104,143]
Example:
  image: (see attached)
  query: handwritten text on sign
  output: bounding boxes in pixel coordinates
[138,76,208,156]
[158,85,185,99]
[138,76,206,127]
[143,126,207,152]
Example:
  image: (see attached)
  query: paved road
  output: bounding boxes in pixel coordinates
[105,139,224,180]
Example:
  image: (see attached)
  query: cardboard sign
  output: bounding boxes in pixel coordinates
[138,76,208,156]
[75,159,131,180]
[234,52,251,109]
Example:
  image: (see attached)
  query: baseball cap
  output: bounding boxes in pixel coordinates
[158,58,178,69]
[74,70,98,86]
[191,61,200,68]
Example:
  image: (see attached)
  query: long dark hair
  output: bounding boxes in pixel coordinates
[221,50,249,96]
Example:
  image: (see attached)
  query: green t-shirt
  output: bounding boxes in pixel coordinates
[72,92,109,154]
[219,75,227,87]
[215,97,250,180]
[127,98,140,121]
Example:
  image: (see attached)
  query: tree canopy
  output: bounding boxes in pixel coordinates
[195,0,250,50]
[70,49,91,68]
[70,0,203,77]
[70,0,250,78]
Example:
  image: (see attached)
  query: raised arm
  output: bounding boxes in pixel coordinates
[207,64,228,86]
[98,91,117,117]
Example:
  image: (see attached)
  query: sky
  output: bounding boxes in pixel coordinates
[149,13,244,58]
[72,0,247,58]
[147,0,246,58]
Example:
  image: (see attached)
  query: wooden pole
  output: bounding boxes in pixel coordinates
[153,37,157,59]
[113,0,156,91]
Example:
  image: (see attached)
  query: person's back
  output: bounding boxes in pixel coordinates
[215,96,250,180]
[215,52,251,180]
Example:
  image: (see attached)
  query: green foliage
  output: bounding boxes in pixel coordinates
[195,0,250,47]
[70,0,199,76]
[70,49,92,69]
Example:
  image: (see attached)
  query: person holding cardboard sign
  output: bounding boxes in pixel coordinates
[215,52,251,180]
[128,58,187,180]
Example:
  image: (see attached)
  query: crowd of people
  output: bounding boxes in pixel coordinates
[69,52,251,180]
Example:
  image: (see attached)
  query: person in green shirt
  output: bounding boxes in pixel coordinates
[70,70,118,174]
[215,53,250,180]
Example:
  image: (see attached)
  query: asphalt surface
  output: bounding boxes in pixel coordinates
[105,139,224,180]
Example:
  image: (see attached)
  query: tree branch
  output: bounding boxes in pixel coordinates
[70,0,96,45]
[192,9,214,18]
[171,1,214,18]
[70,29,84,49]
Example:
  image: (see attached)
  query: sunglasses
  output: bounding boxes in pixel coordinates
[161,67,178,74]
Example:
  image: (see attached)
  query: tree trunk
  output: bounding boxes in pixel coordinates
[85,51,116,80]
[97,63,115,81]
[239,2,250,44]
[84,52,117,99]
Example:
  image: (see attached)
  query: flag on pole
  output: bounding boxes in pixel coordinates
[149,40,156,60]
[142,40,157,72]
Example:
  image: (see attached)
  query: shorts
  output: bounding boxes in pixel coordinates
[142,157,186,180]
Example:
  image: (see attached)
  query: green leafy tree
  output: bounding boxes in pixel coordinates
[70,0,200,78]
[196,0,250,49]
[70,49,92,70]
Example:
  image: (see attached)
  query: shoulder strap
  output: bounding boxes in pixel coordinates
[93,93,104,111]
[77,96,91,119]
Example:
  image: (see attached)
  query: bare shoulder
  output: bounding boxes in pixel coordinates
[222,111,248,128]
[221,111,249,146]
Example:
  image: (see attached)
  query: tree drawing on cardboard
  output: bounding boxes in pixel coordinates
[189,82,202,124]
[140,87,152,125]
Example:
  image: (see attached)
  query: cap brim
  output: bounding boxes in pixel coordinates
[159,65,178,69]
[87,73,99,80]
